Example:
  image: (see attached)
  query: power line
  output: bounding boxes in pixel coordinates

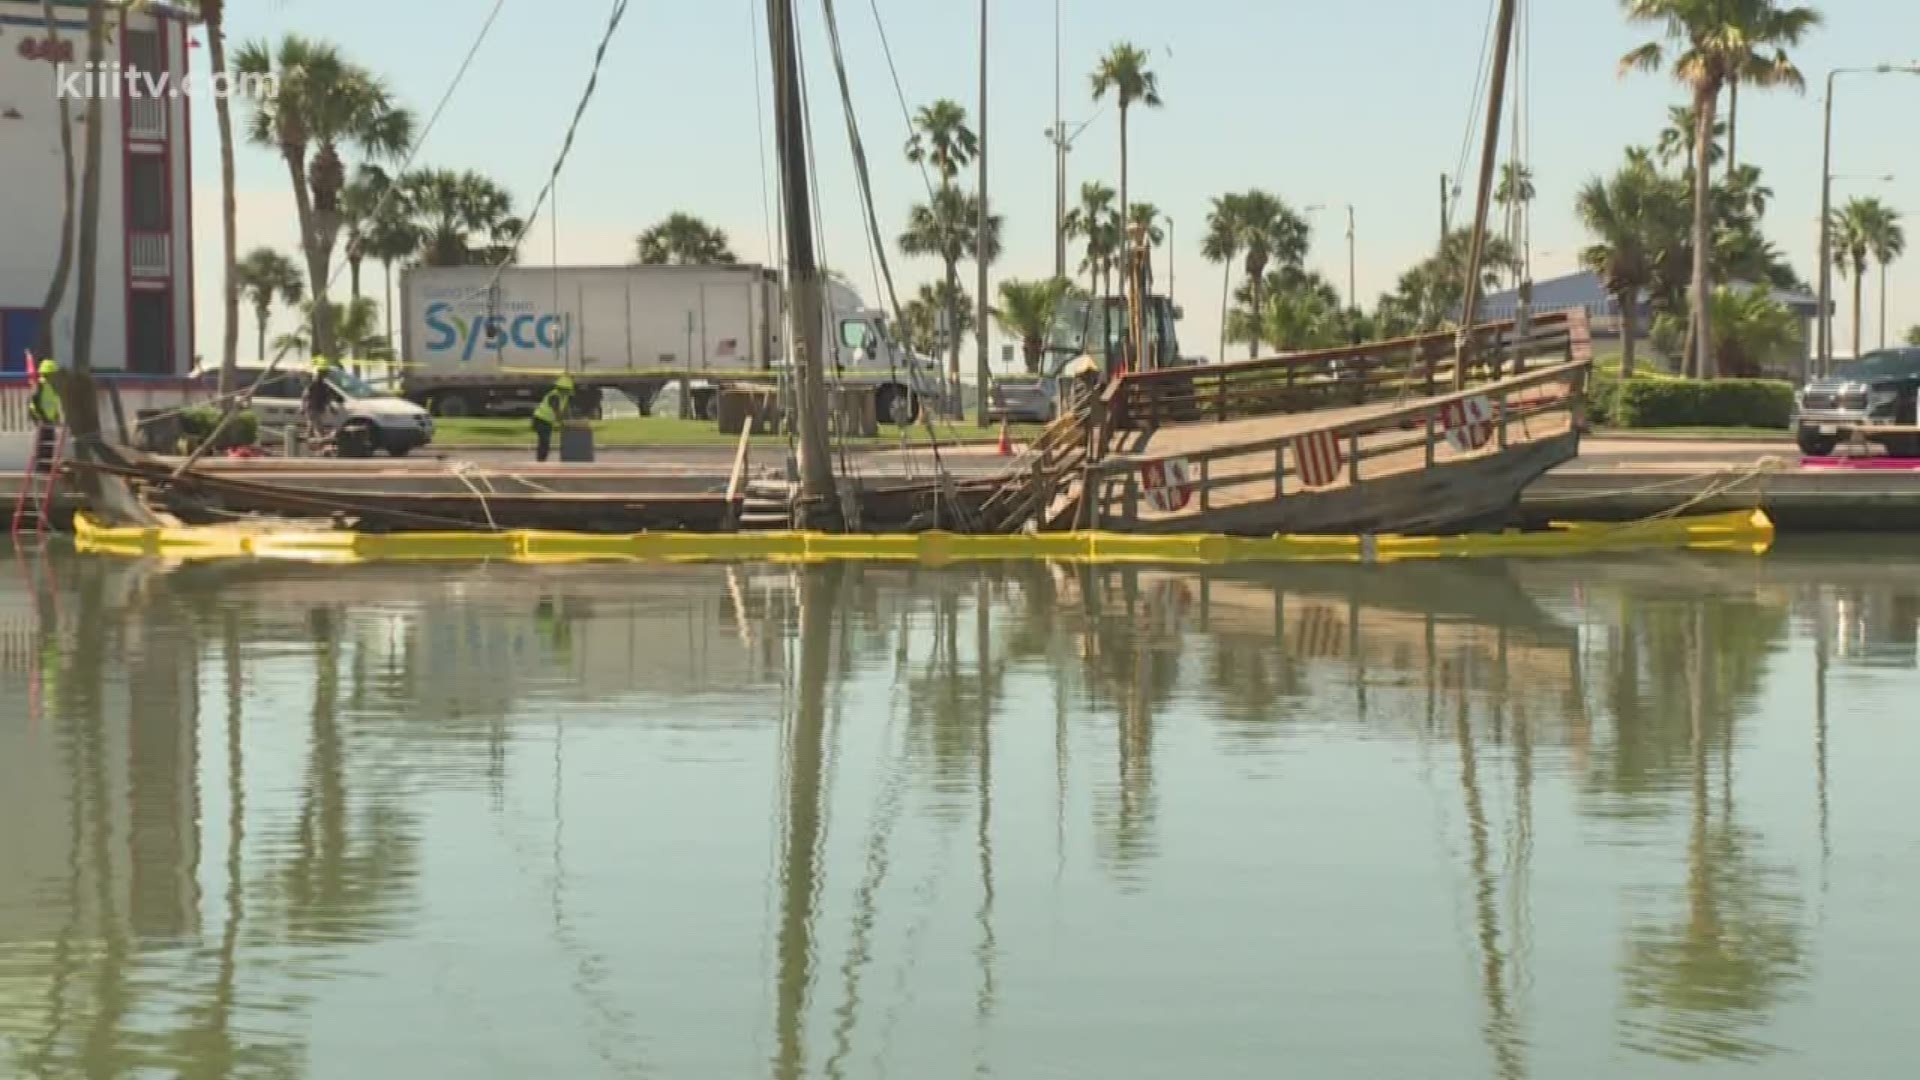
[321,0,508,297]
[443,0,634,309]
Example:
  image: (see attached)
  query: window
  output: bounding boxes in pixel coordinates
[255,375,305,400]
[128,291,171,374]
[839,320,873,352]
[124,29,163,75]
[1833,349,1920,382]
[129,155,167,232]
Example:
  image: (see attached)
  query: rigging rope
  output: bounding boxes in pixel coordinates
[437,0,633,309]
[1449,0,1502,217]
[320,0,509,298]
[866,0,940,205]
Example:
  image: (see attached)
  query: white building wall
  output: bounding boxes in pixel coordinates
[0,0,193,374]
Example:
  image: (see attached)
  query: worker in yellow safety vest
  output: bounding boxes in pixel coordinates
[26,358,64,474]
[531,373,574,463]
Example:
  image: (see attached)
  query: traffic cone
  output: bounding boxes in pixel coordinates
[997,418,1013,456]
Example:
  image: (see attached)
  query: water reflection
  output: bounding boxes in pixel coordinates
[2,542,1916,1076]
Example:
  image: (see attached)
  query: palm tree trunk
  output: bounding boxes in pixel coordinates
[281,149,331,359]
[1217,261,1231,364]
[1249,273,1264,359]
[350,256,363,305]
[1118,105,1130,367]
[1879,260,1889,351]
[70,0,108,374]
[1726,82,1738,176]
[33,0,78,361]
[1853,270,1864,359]
[256,310,268,364]
[1689,87,1718,379]
[383,258,397,354]
[945,257,960,410]
[207,0,240,396]
[1621,292,1638,380]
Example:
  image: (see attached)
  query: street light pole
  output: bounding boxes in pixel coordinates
[976,0,990,426]
[1345,204,1357,314]
[1053,0,1063,281]
[1819,63,1920,376]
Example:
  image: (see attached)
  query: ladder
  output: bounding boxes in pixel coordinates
[10,425,68,539]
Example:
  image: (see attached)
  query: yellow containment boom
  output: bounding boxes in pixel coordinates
[71,509,1775,567]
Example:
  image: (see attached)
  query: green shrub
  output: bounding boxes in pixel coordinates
[1609,378,1794,429]
[1586,369,1620,427]
[177,406,260,451]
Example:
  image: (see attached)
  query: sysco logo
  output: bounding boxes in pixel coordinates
[424,302,570,362]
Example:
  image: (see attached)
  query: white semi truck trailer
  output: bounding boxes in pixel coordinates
[398,264,938,423]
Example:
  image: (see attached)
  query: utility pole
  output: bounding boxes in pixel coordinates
[766,0,840,527]
[1453,0,1519,391]
[975,0,991,426]
[1440,173,1451,248]
[1346,204,1357,313]
[1053,0,1065,281]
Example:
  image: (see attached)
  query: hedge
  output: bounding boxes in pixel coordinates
[1607,377,1794,430]
[177,406,261,452]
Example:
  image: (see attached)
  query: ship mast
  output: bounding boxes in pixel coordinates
[765,0,843,529]
[1453,0,1520,390]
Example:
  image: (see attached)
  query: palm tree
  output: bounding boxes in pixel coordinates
[401,168,518,268]
[1090,43,1163,293]
[276,297,390,361]
[899,187,1002,388]
[1860,200,1906,350]
[1577,156,1688,378]
[1620,0,1822,380]
[635,213,739,266]
[235,248,306,363]
[1063,181,1119,297]
[235,36,416,360]
[904,99,978,184]
[993,278,1074,373]
[1231,190,1311,357]
[1706,285,1802,377]
[1202,193,1246,364]
[1495,163,1536,286]
[900,281,974,358]
[1127,202,1166,272]
[33,0,77,362]
[1722,1,1821,172]
[340,165,391,304]
[1831,200,1876,359]
[1655,103,1726,175]
[183,0,242,393]
[70,0,108,374]
[348,173,422,354]
[904,100,978,395]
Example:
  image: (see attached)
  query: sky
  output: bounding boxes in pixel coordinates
[187,0,1920,369]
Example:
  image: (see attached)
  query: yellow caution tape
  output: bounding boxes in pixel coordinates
[70,509,1774,566]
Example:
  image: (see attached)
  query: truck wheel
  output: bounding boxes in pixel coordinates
[694,391,719,422]
[432,392,477,418]
[877,386,919,426]
[336,421,377,459]
[386,439,414,458]
[1796,430,1838,457]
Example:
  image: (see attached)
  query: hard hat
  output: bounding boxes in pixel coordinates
[38,358,58,376]
[556,373,575,390]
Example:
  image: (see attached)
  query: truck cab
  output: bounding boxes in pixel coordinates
[989,296,1185,422]
[1796,347,1920,457]
[831,308,941,423]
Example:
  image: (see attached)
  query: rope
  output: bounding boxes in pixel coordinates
[747,0,779,268]
[320,0,509,298]
[447,461,502,532]
[431,0,633,310]
[866,0,940,204]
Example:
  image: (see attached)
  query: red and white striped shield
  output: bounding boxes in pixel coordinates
[1295,430,1345,489]
[1441,395,1496,452]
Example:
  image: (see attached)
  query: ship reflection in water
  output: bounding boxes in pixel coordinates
[1,539,1914,1078]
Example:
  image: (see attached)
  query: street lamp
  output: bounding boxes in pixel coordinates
[1818,63,1920,374]
[1047,115,1099,281]
[1302,203,1358,313]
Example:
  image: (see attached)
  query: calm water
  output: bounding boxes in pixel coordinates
[2,543,1916,1079]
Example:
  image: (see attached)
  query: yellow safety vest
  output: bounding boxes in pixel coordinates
[533,388,571,425]
[28,379,63,425]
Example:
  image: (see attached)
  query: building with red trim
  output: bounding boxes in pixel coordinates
[0,0,196,379]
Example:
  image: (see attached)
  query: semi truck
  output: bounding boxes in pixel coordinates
[397,264,939,424]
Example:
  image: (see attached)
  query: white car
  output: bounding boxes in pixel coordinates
[197,364,435,457]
